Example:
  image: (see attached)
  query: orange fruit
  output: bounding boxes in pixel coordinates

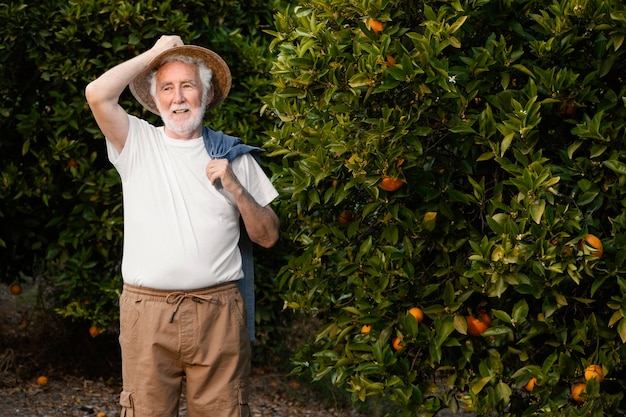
[408,307,424,323]
[392,337,404,351]
[584,364,604,382]
[97,413,106,417]
[479,309,492,326]
[338,210,355,224]
[9,283,22,295]
[524,377,537,392]
[571,383,587,403]
[466,314,490,336]
[559,100,577,117]
[369,18,384,33]
[379,177,404,192]
[37,375,48,385]
[361,324,372,333]
[89,325,100,338]
[580,234,603,259]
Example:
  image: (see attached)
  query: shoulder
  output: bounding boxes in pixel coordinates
[126,115,165,144]
[128,114,159,133]
[231,152,262,170]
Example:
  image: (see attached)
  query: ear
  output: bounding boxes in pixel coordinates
[206,84,215,105]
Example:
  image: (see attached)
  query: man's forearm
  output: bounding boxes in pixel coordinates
[233,187,280,248]
[86,36,183,107]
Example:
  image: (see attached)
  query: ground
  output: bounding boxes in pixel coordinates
[0,283,475,417]
[0,283,368,417]
[0,370,366,417]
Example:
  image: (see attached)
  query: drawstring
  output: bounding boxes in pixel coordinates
[165,292,221,323]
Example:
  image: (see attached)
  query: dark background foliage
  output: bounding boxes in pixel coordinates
[0,0,292,345]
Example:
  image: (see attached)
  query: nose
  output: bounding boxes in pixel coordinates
[173,86,185,103]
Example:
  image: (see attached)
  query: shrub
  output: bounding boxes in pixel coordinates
[264,0,626,415]
[0,0,289,341]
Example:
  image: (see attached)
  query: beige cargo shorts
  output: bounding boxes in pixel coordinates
[118,282,251,417]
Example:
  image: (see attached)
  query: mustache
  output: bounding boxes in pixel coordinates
[170,105,191,113]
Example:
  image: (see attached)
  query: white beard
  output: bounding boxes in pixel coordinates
[157,94,208,137]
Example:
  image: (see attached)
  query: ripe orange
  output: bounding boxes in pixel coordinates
[379,176,404,192]
[338,210,355,224]
[524,377,537,392]
[466,313,490,336]
[580,234,603,259]
[479,309,492,326]
[97,413,106,417]
[392,337,404,351]
[37,375,48,385]
[559,100,577,117]
[361,324,372,333]
[369,18,384,34]
[9,283,22,296]
[89,325,100,338]
[408,307,424,324]
[571,383,587,403]
[584,364,604,382]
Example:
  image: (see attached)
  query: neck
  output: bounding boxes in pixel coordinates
[164,125,203,140]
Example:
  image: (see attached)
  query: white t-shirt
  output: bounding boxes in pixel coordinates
[106,115,278,290]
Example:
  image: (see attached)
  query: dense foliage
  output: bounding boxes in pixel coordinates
[0,0,288,339]
[4,0,626,414]
[264,0,626,415]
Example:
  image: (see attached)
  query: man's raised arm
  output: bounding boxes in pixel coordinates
[85,35,183,152]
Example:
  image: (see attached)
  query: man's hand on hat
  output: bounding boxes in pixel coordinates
[152,35,184,55]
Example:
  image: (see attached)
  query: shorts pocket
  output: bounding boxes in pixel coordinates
[237,380,250,417]
[229,291,247,328]
[119,390,134,417]
[119,293,140,346]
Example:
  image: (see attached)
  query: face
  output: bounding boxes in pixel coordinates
[153,61,211,139]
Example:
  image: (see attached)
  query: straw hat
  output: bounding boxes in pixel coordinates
[129,45,232,114]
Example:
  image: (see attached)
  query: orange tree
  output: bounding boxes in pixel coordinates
[264,0,626,415]
[0,0,290,341]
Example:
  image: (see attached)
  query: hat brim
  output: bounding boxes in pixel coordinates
[129,45,232,115]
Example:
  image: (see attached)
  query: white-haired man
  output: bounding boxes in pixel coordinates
[85,35,279,417]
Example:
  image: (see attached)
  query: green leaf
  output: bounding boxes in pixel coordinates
[512,299,529,324]
[618,317,626,343]
[471,376,492,394]
[495,381,512,406]
[511,64,534,77]
[529,199,545,224]
[603,159,626,176]
[348,73,371,88]
[434,315,456,348]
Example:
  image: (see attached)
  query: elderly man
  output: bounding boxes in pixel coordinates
[85,35,279,417]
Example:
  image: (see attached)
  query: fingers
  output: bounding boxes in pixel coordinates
[206,159,237,190]
[153,35,184,52]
